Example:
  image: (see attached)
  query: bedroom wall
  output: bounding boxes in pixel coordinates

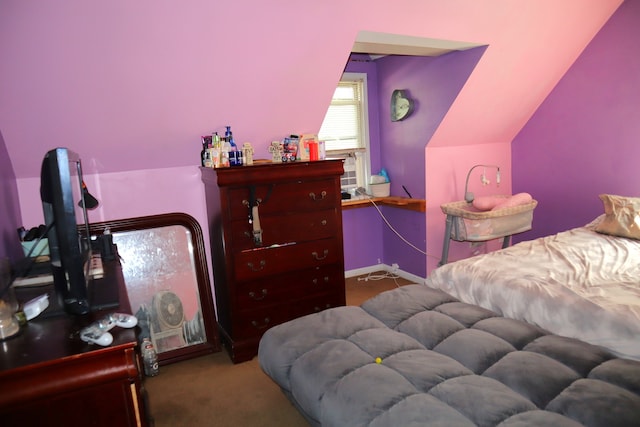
[375,49,486,278]
[340,48,484,278]
[1,1,622,282]
[512,0,640,240]
[0,135,23,263]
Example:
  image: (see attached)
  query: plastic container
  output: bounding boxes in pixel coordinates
[370,182,390,197]
[21,239,49,257]
[141,338,159,377]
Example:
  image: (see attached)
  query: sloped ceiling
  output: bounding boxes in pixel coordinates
[0,0,622,178]
[352,30,484,58]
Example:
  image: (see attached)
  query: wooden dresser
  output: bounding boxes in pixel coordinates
[201,160,346,363]
[0,257,150,427]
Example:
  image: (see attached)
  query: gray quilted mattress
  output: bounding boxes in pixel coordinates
[258,284,640,427]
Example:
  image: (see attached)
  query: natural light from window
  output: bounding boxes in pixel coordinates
[319,72,370,197]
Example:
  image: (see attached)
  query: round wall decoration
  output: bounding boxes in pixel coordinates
[390,89,414,122]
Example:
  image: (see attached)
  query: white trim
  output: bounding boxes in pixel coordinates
[322,72,371,190]
[345,264,426,285]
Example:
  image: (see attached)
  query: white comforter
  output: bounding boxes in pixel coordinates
[426,224,640,360]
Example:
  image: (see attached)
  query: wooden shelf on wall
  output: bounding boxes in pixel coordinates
[342,196,426,212]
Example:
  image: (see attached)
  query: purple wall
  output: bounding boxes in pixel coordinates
[342,48,485,277]
[379,49,485,277]
[377,49,486,201]
[0,134,23,263]
[513,0,640,240]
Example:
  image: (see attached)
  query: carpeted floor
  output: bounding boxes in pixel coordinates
[144,272,414,426]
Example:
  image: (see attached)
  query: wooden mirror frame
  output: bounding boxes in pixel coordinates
[89,212,220,365]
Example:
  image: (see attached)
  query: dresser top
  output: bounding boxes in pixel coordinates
[201,159,344,186]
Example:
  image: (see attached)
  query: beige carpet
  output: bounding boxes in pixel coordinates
[144,272,414,426]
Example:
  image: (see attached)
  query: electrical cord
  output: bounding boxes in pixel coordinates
[354,188,443,264]
[354,188,427,256]
[357,270,402,287]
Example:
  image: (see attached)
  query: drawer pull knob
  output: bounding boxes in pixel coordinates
[321,219,327,226]
[251,317,270,329]
[249,289,268,300]
[247,260,266,271]
[309,191,327,201]
[312,276,330,285]
[312,250,328,260]
[242,198,262,207]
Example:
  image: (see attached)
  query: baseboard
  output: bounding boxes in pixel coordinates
[345,264,426,285]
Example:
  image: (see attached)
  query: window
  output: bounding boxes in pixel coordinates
[318,73,370,196]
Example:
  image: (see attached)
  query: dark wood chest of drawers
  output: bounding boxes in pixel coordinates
[201,160,346,363]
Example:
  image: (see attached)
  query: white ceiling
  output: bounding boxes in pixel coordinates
[352,30,484,58]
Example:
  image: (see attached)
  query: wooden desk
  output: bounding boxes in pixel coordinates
[341,196,426,212]
[0,258,151,427]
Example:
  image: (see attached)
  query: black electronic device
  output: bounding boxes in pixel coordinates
[40,147,116,315]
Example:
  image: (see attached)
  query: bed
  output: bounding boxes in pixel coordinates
[258,284,640,427]
[426,194,640,361]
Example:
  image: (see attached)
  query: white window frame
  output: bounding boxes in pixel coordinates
[319,72,371,197]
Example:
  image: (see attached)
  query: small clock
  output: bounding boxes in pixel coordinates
[390,89,414,122]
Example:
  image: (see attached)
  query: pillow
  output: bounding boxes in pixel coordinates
[472,193,533,211]
[594,194,640,240]
[490,192,533,211]
[472,195,507,211]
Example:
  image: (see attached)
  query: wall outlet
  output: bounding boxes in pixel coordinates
[391,263,399,273]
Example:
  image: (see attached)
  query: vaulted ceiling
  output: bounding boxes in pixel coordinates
[0,0,622,178]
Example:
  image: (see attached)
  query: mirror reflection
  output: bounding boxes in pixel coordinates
[89,212,219,365]
[113,225,206,353]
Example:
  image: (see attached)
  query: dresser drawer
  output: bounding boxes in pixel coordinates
[235,265,343,310]
[234,238,341,282]
[227,179,340,221]
[233,293,343,339]
[289,294,344,319]
[229,209,339,251]
[232,306,291,339]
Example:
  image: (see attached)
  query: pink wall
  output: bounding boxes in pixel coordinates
[425,143,512,272]
[1,1,622,278]
[2,1,619,179]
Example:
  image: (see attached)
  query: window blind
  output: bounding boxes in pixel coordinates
[319,80,364,152]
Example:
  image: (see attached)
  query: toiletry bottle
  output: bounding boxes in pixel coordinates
[203,144,213,168]
[201,139,208,167]
[221,140,231,167]
[212,132,221,168]
[226,126,237,151]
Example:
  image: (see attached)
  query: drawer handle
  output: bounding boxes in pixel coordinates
[247,260,266,271]
[312,250,329,260]
[249,289,268,301]
[242,198,262,207]
[321,219,327,226]
[309,191,327,201]
[251,317,271,329]
[312,276,330,285]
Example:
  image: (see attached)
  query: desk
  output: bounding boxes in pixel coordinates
[0,258,151,427]
[342,196,426,212]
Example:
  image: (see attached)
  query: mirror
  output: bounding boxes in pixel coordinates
[89,212,220,365]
